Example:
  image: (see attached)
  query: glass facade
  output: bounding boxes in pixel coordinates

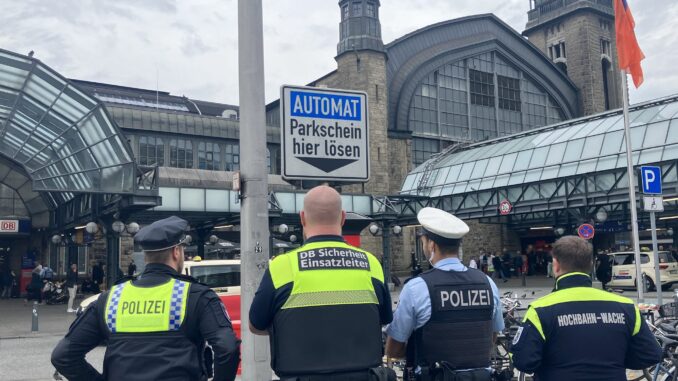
[408,51,566,166]
[169,139,193,169]
[198,142,221,170]
[138,136,164,166]
[402,98,678,197]
[0,50,135,200]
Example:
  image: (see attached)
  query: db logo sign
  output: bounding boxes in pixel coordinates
[0,220,18,233]
[499,200,512,216]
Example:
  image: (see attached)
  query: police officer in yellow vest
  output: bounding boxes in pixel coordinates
[51,216,240,381]
[249,185,394,380]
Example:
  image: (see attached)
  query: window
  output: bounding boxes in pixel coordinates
[352,2,362,16]
[600,39,611,56]
[77,246,88,275]
[551,41,566,59]
[366,2,375,17]
[600,19,611,31]
[198,142,221,170]
[224,143,240,171]
[138,136,165,166]
[498,75,521,111]
[412,138,440,166]
[342,4,349,19]
[189,264,240,288]
[470,69,495,107]
[170,139,193,169]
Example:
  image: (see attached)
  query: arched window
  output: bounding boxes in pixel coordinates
[601,57,612,110]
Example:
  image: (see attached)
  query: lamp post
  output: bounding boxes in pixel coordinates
[105,221,139,289]
[368,220,402,290]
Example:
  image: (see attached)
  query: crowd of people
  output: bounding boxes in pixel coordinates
[466,245,554,283]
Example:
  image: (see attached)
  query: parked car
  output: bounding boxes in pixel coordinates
[77,259,241,322]
[607,251,678,291]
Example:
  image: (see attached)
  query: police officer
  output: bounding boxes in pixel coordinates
[51,216,240,381]
[511,236,662,381]
[249,185,394,380]
[385,207,504,381]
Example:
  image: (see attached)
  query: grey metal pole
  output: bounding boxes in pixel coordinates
[382,223,392,291]
[651,211,662,305]
[238,0,271,379]
[31,301,38,332]
[621,71,644,303]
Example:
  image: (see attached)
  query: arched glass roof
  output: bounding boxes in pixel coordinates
[401,95,678,197]
[0,49,135,202]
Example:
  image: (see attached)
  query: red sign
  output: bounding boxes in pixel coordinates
[578,223,595,240]
[499,200,513,215]
[0,220,18,233]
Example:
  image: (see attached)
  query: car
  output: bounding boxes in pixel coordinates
[607,251,678,291]
[77,259,241,323]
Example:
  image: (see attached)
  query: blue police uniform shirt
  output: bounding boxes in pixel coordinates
[387,257,504,343]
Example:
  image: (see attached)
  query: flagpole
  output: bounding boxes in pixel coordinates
[621,70,644,302]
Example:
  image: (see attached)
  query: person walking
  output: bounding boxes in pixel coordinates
[385,208,504,381]
[66,263,78,313]
[596,251,612,291]
[91,261,104,292]
[492,253,507,283]
[26,264,43,304]
[127,259,137,277]
[511,236,662,381]
[468,256,478,269]
[0,267,10,298]
[51,216,240,381]
[249,186,394,380]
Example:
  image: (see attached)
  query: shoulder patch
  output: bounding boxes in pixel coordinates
[512,326,524,345]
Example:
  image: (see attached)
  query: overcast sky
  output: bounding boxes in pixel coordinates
[1,0,675,106]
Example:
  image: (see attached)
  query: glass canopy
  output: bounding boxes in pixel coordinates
[0,49,135,203]
[401,96,678,197]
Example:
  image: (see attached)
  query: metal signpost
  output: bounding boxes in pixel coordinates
[641,166,664,305]
[238,0,271,379]
[280,85,369,182]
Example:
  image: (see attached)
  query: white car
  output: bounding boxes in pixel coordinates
[77,259,241,321]
[607,251,678,291]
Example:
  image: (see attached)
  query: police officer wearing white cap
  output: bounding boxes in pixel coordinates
[385,208,504,381]
[51,216,240,381]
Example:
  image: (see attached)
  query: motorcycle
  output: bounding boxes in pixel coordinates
[44,280,68,305]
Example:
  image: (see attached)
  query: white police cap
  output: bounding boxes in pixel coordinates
[417,207,469,239]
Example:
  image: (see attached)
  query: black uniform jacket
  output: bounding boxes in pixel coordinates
[51,263,240,381]
[510,272,661,381]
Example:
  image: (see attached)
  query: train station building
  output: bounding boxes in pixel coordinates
[0,0,675,289]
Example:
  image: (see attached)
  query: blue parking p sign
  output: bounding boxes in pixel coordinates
[640,166,662,195]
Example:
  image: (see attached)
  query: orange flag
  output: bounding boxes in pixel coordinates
[614,0,645,88]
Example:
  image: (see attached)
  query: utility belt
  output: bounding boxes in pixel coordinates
[405,365,491,381]
[280,367,396,381]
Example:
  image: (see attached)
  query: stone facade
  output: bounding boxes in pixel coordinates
[524,4,622,115]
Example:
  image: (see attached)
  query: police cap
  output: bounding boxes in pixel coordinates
[134,216,189,252]
[417,207,469,240]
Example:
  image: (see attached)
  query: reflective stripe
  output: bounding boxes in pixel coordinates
[633,306,641,336]
[106,282,127,333]
[282,289,378,309]
[523,306,545,340]
[530,287,636,308]
[168,279,187,331]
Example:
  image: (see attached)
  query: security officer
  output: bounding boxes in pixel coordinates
[511,236,662,381]
[249,185,394,380]
[385,207,504,381]
[51,216,240,381]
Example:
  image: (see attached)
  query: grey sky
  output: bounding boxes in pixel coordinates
[0,0,675,106]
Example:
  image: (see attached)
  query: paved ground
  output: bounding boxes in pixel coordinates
[0,276,673,380]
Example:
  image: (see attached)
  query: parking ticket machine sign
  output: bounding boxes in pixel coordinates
[281,85,369,182]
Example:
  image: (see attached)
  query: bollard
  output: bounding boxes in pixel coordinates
[32,300,38,332]
[521,272,526,287]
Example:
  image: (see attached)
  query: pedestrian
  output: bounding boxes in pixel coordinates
[468,256,478,269]
[127,259,137,277]
[91,261,104,292]
[479,250,488,274]
[249,186,394,379]
[385,207,504,381]
[492,254,507,282]
[546,251,554,278]
[26,264,43,304]
[0,267,10,298]
[596,251,612,291]
[66,263,78,313]
[51,216,240,381]
[511,236,662,380]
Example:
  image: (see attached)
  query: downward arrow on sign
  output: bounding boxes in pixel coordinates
[298,157,358,172]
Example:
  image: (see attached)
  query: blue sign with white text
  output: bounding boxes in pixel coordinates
[290,90,362,121]
[640,166,662,195]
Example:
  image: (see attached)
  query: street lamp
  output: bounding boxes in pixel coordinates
[85,222,98,234]
[112,220,126,234]
[209,234,219,244]
[127,222,140,235]
[555,227,566,236]
[51,234,61,245]
[368,223,380,236]
[289,234,297,243]
[595,209,608,223]
[277,224,289,234]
